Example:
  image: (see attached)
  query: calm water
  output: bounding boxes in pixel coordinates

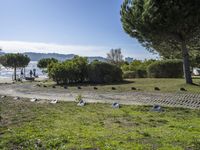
[0,61,47,79]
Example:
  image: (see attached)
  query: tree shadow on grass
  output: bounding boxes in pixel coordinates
[191,83,200,87]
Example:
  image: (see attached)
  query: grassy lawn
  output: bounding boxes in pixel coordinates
[0,97,200,149]
[41,78,200,93]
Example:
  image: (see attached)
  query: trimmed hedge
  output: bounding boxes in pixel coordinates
[48,58,123,84]
[123,71,136,78]
[147,59,183,78]
[48,56,88,84]
[88,61,123,83]
[123,69,147,79]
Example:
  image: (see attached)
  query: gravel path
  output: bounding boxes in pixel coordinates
[0,82,200,109]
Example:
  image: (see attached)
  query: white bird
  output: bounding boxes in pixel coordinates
[50,99,58,104]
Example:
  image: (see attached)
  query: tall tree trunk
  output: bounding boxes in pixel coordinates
[181,41,193,84]
[14,67,17,81]
[24,68,26,77]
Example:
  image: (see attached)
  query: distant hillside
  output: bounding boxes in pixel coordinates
[0,52,107,62]
[24,52,75,61]
[24,52,107,62]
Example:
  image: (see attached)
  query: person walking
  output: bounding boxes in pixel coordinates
[30,70,33,77]
[33,69,36,77]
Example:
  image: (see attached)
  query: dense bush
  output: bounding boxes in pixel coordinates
[48,57,123,84]
[123,71,136,78]
[87,61,123,83]
[147,59,183,78]
[121,59,155,78]
[48,56,88,84]
[123,69,147,79]
[135,69,147,78]
[122,59,156,72]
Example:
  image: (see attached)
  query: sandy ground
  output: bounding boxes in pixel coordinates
[0,78,13,83]
[0,77,200,109]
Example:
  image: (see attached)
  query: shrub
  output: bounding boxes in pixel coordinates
[135,69,147,78]
[48,56,88,84]
[123,71,136,78]
[121,59,155,79]
[88,61,123,83]
[104,75,113,83]
[48,57,123,84]
[75,94,82,102]
[147,59,183,78]
[121,59,156,72]
[123,69,147,79]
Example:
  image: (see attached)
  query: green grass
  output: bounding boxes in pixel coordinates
[1,97,200,149]
[40,78,200,93]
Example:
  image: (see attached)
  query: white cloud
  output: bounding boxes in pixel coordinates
[0,40,109,57]
[0,40,158,59]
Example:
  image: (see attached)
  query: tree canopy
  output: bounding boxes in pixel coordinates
[107,49,123,66]
[37,58,58,69]
[121,0,200,84]
[0,53,30,80]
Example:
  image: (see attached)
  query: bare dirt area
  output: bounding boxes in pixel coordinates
[0,79,200,109]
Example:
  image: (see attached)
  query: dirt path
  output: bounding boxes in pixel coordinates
[0,82,200,109]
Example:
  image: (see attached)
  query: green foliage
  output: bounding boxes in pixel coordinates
[88,61,123,83]
[37,58,58,69]
[48,56,89,84]
[121,0,200,53]
[122,59,155,72]
[0,53,30,80]
[123,71,136,78]
[129,60,143,71]
[48,56,123,84]
[190,52,200,68]
[122,59,155,78]
[0,53,30,68]
[123,70,147,79]
[121,0,200,84]
[72,56,88,82]
[75,94,82,102]
[148,60,183,78]
[135,69,147,78]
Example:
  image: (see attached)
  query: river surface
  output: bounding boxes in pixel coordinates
[0,61,47,79]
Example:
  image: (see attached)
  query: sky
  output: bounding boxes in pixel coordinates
[0,0,158,59]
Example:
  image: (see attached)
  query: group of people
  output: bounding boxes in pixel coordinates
[21,68,38,78]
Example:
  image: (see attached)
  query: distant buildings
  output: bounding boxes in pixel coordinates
[125,57,133,63]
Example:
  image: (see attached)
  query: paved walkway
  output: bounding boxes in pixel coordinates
[0,83,200,109]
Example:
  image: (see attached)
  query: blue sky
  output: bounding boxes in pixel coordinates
[0,0,158,59]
